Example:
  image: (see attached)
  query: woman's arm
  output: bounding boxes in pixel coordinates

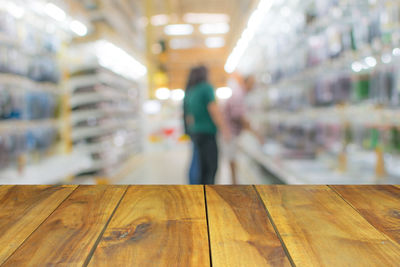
[208,101,231,141]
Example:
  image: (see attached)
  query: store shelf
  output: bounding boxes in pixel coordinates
[238,134,400,185]
[67,64,143,177]
[68,71,133,93]
[0,152,92,185]
[0,73,59,93]
[0,119,59,130]
[262,105,400,126]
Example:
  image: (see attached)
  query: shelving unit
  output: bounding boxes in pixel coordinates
[68,66,144,178]
[0,2,92,183]
[237,0,400,184]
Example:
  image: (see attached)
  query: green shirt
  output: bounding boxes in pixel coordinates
[184,82,217,134]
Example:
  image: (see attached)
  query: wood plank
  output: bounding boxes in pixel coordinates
[3,185,127,267]
[88,185,209,267]
[331,185,400,245]
[0,185,76,265]
[206,186,290,266]
[256,185,400,266]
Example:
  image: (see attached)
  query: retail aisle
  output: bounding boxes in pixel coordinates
[115,142,268,185]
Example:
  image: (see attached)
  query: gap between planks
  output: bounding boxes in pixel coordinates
[83,186,129,267]
[328,185,400,250]
[252,185,296,267]
[203,185,213,267]
[0,185,79,266]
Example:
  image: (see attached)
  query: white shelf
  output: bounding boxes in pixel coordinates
[70,93,105,108]
[0,73,59,93]
[263,105,400,126]
[238,134,400,185]
[0,152,93,185]
[68,71,133,93]
[0,119,59,131]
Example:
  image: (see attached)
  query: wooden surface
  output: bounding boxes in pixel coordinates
[256,185,400,266]
[0,185,77,265]
[206,186,290,266]
[331,185,400,245]
[89,186,210,267]
[3,185,127,266]
[0,185,399,266]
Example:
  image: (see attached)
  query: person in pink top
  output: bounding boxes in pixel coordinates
[223,72,262,184]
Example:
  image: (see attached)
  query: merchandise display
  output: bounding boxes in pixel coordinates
[0,5,63,178]
[69,66,144,178]
[240,0,400,184]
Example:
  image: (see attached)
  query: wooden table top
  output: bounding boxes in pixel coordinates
[1,185,400,266]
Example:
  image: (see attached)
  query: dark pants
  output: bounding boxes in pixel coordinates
[189,141,200,184]
[192,133,218,185]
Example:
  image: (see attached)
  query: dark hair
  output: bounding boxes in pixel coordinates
[185,65,208,91]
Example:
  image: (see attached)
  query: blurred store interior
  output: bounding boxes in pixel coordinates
[1,0,400,185]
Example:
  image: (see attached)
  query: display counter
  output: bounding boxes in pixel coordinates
[1,185,399,266]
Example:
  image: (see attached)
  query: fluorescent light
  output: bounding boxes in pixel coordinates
[183,13,230,24]
[155,88,171,100]
[96,40,147,80]
[171,89,185,102]
[151,14,169,26]
[169,38,196,50]
[199,23,230,35]
[45,3,66,21]
[205,37,225,48]
[143,100,161,115]
[164,24,194,36]
[216,87,232,100]
[6,2,25,19]
[225,0,274,73]
[70,20,88,36]
[365,56,377,68]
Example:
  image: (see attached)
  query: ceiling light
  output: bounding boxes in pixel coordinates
[365,56,377,68]
[393,48,400,56]
[171,89,185,102]
[351,61,363,72]
[225,0,274,73]
[6,2,25,19]
[199,23,230,35]
[169,38,196,50]
[183,13,230,24]
[143,100,161,115]
[381,54,392,64]
[151,14,169,26]
[155,88,171,100]
[164,24,193,36]
[96,40,147,80]
[216,87,232,100]
[45,3,66,21]
[205,37,225,48]
[70,20,88,36]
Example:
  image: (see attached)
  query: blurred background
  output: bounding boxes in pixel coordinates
[1,0,400,185]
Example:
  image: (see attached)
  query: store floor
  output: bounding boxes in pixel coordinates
[114,142,269,185]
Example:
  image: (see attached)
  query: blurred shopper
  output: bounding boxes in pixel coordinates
[183,68,200,184]
[224,72,262,184]
[184,66,231,184]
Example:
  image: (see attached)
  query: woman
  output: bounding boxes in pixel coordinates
[183,68,200,184]
[183,66,231,184]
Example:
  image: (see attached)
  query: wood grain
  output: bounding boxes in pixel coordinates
[331,185,400,245]
[206,186,290,266]
[3,185,127,267]
[88,185,210,267]
[256,185,400,266]
[0,185,76,265]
